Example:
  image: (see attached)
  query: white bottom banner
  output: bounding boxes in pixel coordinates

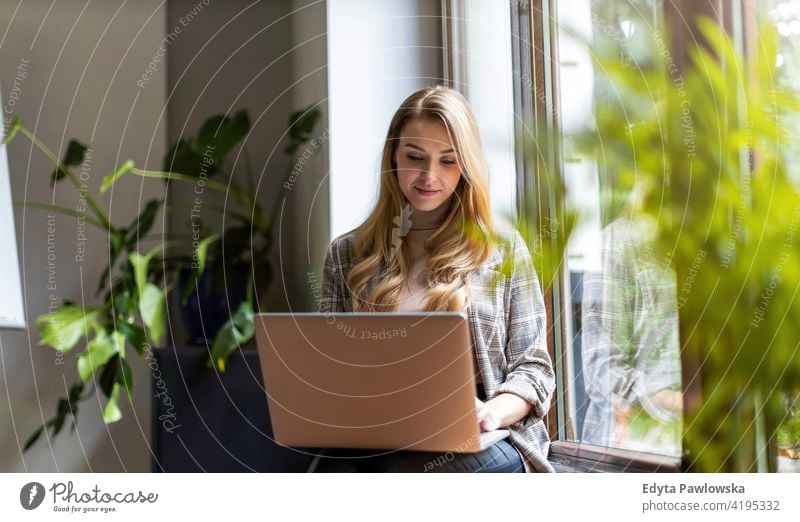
[1,473,798,521]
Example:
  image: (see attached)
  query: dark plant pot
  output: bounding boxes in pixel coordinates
[179,265,249,345]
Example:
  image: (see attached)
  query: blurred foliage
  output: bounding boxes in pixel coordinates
[575,15,800,471]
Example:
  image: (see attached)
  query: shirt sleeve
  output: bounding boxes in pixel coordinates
[495,230,556,421]
[319,239,348,314]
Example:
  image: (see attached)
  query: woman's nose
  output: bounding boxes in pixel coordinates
[420,159,437,177]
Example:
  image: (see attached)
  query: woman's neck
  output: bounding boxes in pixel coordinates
[408,199,451,231]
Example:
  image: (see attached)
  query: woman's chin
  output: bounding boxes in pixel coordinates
[407,194,450,212]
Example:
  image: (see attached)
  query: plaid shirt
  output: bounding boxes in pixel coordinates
[319,226,556,472]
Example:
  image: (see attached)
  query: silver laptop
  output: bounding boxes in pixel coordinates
[254,312,509,453]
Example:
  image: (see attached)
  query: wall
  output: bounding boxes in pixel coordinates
[0,0,168,472]
[165,0,328,318]
[326,0,443,240]
[449,0,517,225]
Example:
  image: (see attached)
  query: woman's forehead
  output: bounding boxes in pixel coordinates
[398,118,455,150]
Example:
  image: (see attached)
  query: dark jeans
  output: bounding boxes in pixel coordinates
[310,382,524,473]
[309,439,524,473]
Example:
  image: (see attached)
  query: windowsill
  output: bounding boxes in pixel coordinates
[548,440,681,473]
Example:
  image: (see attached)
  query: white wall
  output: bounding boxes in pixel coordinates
[326,0,443,240]
[449,0,517,226]
[0,0,167,472]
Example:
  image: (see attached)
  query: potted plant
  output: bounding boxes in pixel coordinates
[10,103,322,450]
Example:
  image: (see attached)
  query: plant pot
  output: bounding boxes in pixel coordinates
[178,264,249,345]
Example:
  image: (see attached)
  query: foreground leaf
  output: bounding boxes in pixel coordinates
[36,306,101,353]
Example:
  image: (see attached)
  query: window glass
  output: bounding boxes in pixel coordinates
[556,0,682,457]
[766,0,800,472]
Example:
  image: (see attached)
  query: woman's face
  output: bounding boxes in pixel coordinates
[394,117,462,212]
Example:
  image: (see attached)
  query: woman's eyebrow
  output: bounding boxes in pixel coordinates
[404,142,455,154]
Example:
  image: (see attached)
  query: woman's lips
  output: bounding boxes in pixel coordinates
[414,187,440,197]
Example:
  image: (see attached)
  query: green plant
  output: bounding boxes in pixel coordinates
[161,105,321,370]
[575,16,800,471]
[9,103,322,450]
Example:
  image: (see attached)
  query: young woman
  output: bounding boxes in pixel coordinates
[316,85,555,472]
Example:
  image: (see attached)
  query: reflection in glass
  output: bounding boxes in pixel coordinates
[580,217,682,455]
[556,0,682,456]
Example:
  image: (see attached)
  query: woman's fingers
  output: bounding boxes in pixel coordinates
[474,397,500,432]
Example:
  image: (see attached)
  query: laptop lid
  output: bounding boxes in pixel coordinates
[254,312,484,453]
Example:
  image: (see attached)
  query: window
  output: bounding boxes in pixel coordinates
[765,0,800,473]
[504,0,684,471]
[555,0,683,459]
[444,0,800,474]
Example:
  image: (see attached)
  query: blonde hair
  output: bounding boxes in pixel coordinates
[347,85,495,312]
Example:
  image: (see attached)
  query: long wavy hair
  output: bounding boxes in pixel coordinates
[347,85,495,312]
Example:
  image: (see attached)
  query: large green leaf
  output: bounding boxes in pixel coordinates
[116,321,147,357]
[139,283,165,345]
[210,301,255,371]
[128,252,149,295]
[163,138,203,177]
[195,110,250,166]
[98,354,119,398]
[77,330,124,382]
[36,306,101,353]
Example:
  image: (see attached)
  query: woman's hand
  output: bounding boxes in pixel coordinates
[475,393,533,431]
[474,397,502,432]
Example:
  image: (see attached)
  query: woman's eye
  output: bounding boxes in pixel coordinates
[441,159,456,166]
[407,155,424,161]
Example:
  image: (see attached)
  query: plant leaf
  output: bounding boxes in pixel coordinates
[126,200,160,247]
[23,425,44,452]
[128,251,150,295]
[139,283,165,345]
[36,306,101,353]
[50,139,88,185]
[2,116,22,144]
[196,110,250,166]
[116,357,134,399]
[117,321,147,357]
[210,301,254,371]
[77,330,122,382]
[163,138,203,177]
[98,353,119,398]
[287,105,321,147]
[196,233,220,276]
[102,383,122,424]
